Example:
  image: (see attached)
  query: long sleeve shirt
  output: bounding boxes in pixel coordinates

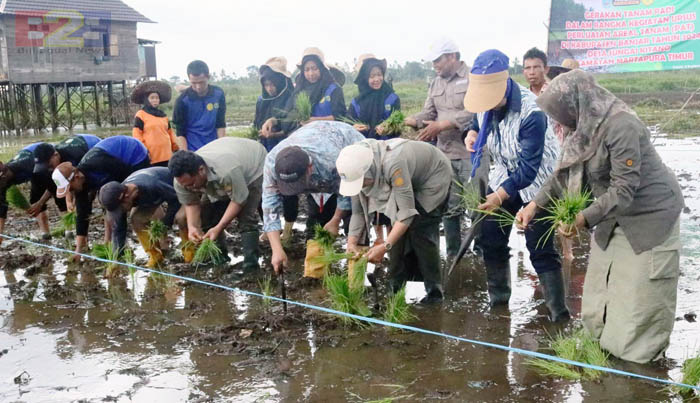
[262,121,365,232]
[472,84,559,203]
[0,143,40,219]
[411,62,473,160]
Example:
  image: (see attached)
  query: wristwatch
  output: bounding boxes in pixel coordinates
[384,242,392,252]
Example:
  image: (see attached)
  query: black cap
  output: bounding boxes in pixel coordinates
[274,146,310,196]
[98,181,126,212]
[33,143,56,174]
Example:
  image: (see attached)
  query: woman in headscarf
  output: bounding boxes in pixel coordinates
[348,54,401,245]
[261,47,346,136]
[517,69,684,363]
[254,57,298,244]
[348,54,401,140]
[255,57,294,151]
[131,80,178,167]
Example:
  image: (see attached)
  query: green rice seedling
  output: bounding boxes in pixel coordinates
[312,250,353,267]
[537,190,592,248]
[192,238,224,266]
[349,256,368,291]
[338,116,368,127]
[467,206,518,229]
[453,180,483,213]
[313,224,335,249]
[378,110,406,135]
[295,92,312,122]
[147,220,167,249]
[51,211,77,238]
[526,328,609,380]
[383,286,416,326]
[258,275,274,308]
[323,272,371,327]
[667,355,700,398]
[93,242,122,277]
[6,185,29,210]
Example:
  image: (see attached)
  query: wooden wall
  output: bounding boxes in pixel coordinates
[0,15,140,84]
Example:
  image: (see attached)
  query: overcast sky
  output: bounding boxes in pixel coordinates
[123,0,553,80]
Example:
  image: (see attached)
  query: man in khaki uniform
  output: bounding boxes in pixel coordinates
[169,137,267,271]
[405,37,474,261]
[338,139,452,303]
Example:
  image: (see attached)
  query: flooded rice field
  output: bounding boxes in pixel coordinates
[1,137,699,402]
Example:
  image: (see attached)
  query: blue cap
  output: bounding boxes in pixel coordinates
[471,49,510,75]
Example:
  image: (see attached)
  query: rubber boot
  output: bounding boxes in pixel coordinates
[240,231,260,272]
[281,221,294,247]
[179,230,195,263]
[136,230,164,268]
[442,216,462,258]
[485,259,511,307]
[538,270,571,322]
[420,281,444,304]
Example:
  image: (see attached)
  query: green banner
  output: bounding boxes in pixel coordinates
[547,0,700,72]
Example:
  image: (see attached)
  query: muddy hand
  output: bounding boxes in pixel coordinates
[365,244,386,264]
[516,202,538,230]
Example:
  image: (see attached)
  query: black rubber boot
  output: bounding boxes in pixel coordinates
[442,216,462,258]
[420,281,444,304]
[538,269,570,322]
[240,231,260,272]
[485,259,511,307]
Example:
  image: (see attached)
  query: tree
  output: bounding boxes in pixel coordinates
[510,57,523,75]
[246,65,259,81]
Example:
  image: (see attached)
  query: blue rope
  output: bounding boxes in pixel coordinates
[1,233,698,392]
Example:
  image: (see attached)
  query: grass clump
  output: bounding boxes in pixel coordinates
[537,190,592,247]
[383,286,416,326]
[258,275,274,308]
[378,110,406,135]
[668,355,700,398]
[295,92,312,122]
[323,272,371,327]
[51,211,76,238]
[6,185,29,210]
[192,238,225,266]
[526,328,609,380]
[147,220,167,249]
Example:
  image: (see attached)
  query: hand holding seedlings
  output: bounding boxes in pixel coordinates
[516,202,538,230]
[203,226,223,242]
[322,217,341,236]
[404,116,417,127]
[558,212,586,238]
[261,118,278,137]
[353,123,369,132]
[478,188,508,213]
[188,227,205,243]
[365,243,386,264]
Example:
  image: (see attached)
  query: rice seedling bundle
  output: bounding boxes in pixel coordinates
[383,286,416,326]
[192,238,225,266]
[295,92,312,122]
[51,211,77,238]
[6,185,29,210]
[537,190,592,248]
[258,275,273,307]
[526,328,609,380]
[323,273,371,326]
[453,180,482,213]
[378,110,406,135]
[338,116,368,127]
[147,220,167,248]
[247,126,260,140]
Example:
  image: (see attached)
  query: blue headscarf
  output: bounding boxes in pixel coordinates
[469,50,512,177]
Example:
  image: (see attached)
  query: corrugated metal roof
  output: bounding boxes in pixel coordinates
[0,0,154,23]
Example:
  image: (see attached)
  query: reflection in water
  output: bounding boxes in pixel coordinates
[0,138,698,401]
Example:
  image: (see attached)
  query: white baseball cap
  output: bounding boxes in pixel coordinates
[52,162,75,198]
[425,37,460,62]
[336,144,374,196]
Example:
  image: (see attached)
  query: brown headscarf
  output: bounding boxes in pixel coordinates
[536,69,635,190]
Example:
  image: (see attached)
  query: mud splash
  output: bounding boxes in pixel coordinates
[1,138,698,401]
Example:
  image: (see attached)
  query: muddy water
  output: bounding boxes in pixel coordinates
[1,138,699,402]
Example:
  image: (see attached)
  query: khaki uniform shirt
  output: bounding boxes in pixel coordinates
[412,62,473,160]
[535,112,683,253]
[349,140,452,237]
[175,137,267,206]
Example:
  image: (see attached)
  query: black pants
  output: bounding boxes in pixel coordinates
[479,190,560,274]
[304,193,349,237]
[30,173,67,213]
[388,203,443,294]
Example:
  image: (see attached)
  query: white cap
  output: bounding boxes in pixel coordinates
[336,144,374,196]
[425,37,459,62]
[52,162,75,198]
